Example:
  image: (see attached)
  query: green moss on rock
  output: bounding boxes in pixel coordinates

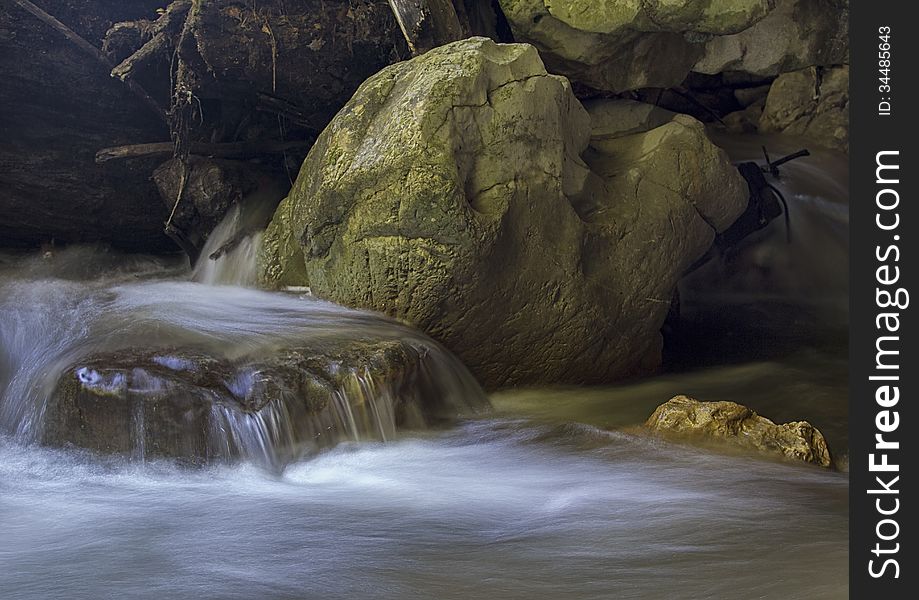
[260,38,747,388]
[497,0,773,92]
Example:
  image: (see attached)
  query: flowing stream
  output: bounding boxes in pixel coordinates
[0,134,848,599]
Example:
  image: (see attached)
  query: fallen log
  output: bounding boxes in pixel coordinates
[10,0,166,123]
[111,31,168,81]
[256,93,325,132]
[386,0,463,55]
[95,140,315,163]
[208,225,265,260]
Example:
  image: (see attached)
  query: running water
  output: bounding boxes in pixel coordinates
[0,248,484,468]
[191,202,266,286]
[0,421,847,600]
[0,134,848,599]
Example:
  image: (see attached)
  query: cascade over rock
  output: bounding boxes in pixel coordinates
[45,339,481,466]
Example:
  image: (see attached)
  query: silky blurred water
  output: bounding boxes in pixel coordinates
[0,419,847,600]
[0,133,848,599]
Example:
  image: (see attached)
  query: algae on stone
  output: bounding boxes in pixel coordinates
[260,38,747,387]
[759,66,849,152]
[694,0,848,77]
[497,0,773,92]
[645,394,834,467]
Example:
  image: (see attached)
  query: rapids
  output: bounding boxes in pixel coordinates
[0,133,848,599]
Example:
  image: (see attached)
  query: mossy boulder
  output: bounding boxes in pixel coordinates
[496,0,773,92]
[43,340,484,465]
[645,395,833,467]
[759,66,849,153]
[694,0,848,78]
[260,38,746,387]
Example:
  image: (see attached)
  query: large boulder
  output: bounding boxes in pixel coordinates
[496,0,773,92]
[759,66,849,152]
[693,0,848,78]
[260,38,746,387]
[645,395,833,467]
[582,98,677,139]
[43,339,485,465]
[495,0,848,94]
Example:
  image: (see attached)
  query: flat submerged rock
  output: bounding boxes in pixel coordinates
[44,339,484,466]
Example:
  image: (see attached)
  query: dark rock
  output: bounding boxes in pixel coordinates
[43,339,484,465]
[170,0,409,134]
[152,157,289,260]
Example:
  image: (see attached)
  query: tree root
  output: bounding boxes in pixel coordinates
[110,1,190,81]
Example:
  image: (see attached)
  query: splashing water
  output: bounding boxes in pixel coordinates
[191,203,264,286]
[0,249,485,468]
[0,133,848,598]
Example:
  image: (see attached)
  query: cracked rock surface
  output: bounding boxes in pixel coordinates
[694,0,848,78]
[497,0,774,93]
[497,0,847,94]
[260,38,747,388]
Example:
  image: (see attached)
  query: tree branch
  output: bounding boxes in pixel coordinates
[95,140,315,163]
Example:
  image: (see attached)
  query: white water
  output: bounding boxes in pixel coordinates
[0,249,484,467]
[690,133,848,307]
[0,420,847,600]
[0,135,848,599]
[191,203,264,286]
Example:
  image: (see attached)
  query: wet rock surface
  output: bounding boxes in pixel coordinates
[645,394,833,467]
[44,339,483,465]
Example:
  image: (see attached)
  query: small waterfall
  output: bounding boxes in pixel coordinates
[691,133,849,304]
[192,204,264,287]
[202,362,468,469]
[0,252,487,468]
